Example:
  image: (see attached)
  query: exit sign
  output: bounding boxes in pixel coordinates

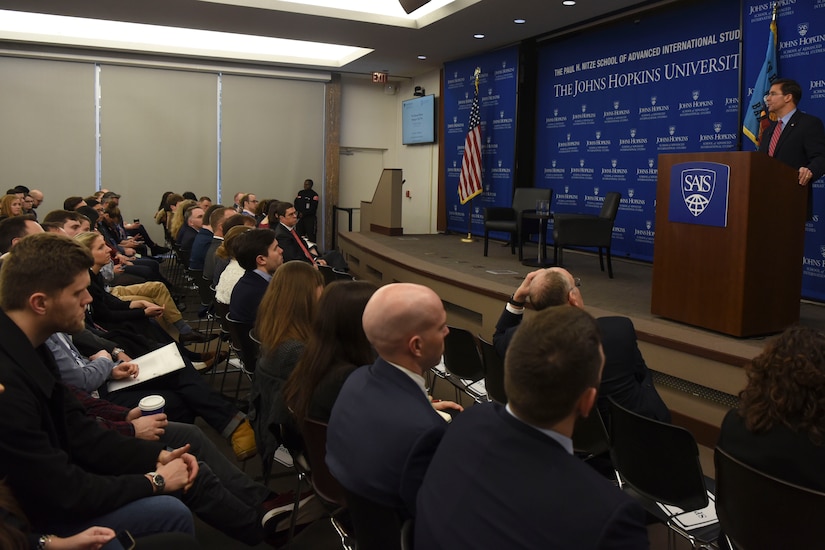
[372,72,388,83]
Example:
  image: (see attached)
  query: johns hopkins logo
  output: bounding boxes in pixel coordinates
[595,131,602,139]
[488,88,493,96]
[580,159,586,167]
[554,108,559,116]
[714,122,722,133]
[453,116,458,124]
[486,136,492,144]
[500,111,505,119]
[630,128,637,138]
[453,71,458,79]
[564,185,570,193]
[581,104,587,113]
[453,204,458,211]
[593,187,600,195]
[651,96,657,106]
[628,188,635,198]
[820,245,825,258]
[465,92,469,100]
[498,160,503,168]
[611,159,618,168]
[452,160,457,168]
[646,220,652,230]
[485,184,491,192]
[681,168,716,217]
[552,160,557,168]
[613,100,620,109]
[502,60,507,69]
[567,133,572,141]
[648,158,655,168]
[692,90,700,101]
[474,207,480,214]
[798,23,809,37]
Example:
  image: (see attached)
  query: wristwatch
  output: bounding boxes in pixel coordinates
[111,347,124,360]
[36,534,53,549]
[147,471,165,493]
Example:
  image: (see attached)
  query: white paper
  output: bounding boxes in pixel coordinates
[106,343,186,392]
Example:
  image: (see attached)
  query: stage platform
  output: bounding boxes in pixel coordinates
[338,230,825,446]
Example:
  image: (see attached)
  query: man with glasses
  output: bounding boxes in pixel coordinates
[240,194,259,218]
[493,267,670,422]
[274,201,348,270]
[759,78,825,217]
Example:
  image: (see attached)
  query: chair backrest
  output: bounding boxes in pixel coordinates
[572,408,610,458]
[512,187,553,213]
[301,418,347,509]
[477,337,507,404]
[608,398,708,512]
[225,313,260,372]
[443,326,484,381]
[715,447,825,549]
[599,191,622,221]
[343,488,402,550]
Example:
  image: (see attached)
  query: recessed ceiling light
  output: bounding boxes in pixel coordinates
[473,33,485,39]
[514,18,526,24]
[562,1,576,5]
[417,55,427,60]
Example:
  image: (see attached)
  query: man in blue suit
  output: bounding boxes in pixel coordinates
[229,229,282,324]
[416,306,649,549]
[326,283,462,517]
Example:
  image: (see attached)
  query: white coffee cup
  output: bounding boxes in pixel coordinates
[138,395,166,416]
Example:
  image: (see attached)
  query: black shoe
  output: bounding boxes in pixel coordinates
[153,245,170,254]
[178,330,219,344]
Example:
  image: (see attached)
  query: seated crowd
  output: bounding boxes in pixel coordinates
[0,187,821,550]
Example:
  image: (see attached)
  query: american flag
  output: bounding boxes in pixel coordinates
[459,69,483,204]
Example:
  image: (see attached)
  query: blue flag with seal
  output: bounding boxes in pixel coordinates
[742,3,778,147]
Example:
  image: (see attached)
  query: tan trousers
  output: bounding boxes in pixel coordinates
[110,281,183,325]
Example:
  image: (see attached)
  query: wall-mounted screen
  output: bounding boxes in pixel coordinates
[402,94,436,145]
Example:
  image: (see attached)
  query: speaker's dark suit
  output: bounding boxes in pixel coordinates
[229,270,269,324]
[718,408,825,492]
[758,110,825,216]
[326,358,446,517]
[415,403,649,550]
[493,309,670,422]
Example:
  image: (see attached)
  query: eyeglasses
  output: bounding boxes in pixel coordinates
[572,277,582,288]
[763,91,784,99]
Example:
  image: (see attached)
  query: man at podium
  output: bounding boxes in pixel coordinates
[759,78,825,216]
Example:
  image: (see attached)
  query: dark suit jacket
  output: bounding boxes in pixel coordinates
[188,227,214,270]
[0,311,162,532]
[493,308,670,422]
[229,270,269,324]
[758,110,825,215]
[717,408,825,492]
[415,403,649,550]
[326,358,447,517]
[274,223,314,265]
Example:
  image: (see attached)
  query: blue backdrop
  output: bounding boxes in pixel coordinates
[533,0,741,261]
[444,47,520,235]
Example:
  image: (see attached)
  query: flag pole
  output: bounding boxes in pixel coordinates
[458,66,483,243]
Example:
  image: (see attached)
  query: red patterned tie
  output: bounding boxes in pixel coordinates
[291,230,315,263]
[768,119,783,157]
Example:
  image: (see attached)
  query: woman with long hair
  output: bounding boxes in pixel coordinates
[0,194,23,219]
[169,199,196,242]
[73,232,213,344]
[717,325,825,490]
[283,280,376,425]
[249,261,324,463]
[214,225,252,302]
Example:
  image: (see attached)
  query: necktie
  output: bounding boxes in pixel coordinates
[768,119,783,157]
[291,230,315,264]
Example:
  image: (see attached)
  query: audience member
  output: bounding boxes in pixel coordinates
[255,199,272,226]
[21,195,35,217]
[169,199,196,244]
[176,205,204,252]
[214,225,253,303]
[250,261,324,463]
[198,196,212,211]
[493,267,670,423]
[326,283,462,516]
[156,193,184,238]
[202,207,235,283]
[232,191,245,212]
[63,196,86,211]
[190,206,229,271]
[294,178,319,243]
[257,199,281,230]
[283,280,376,425]
[0,215,42,256]
[240,194,258,218]
[27,189,44,220]
[182,191,197,201]
[229,229,283,324]
[0,194,23,219]
[416,306,650,549]
[717,325,825,491]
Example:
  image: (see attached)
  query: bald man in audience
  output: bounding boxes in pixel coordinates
[493,267,670,423]
[416,306,649,549]
[326,283,462,517]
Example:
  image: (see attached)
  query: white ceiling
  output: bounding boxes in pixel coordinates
[0,0,664,77]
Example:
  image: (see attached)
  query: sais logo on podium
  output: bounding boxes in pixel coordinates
[668,162,730,228]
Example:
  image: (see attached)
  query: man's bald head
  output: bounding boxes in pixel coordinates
[363,283,448,373]
[529,267,583,310]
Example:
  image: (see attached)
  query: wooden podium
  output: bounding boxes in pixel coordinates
[360,169,403,236]
[651,152,806,337]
